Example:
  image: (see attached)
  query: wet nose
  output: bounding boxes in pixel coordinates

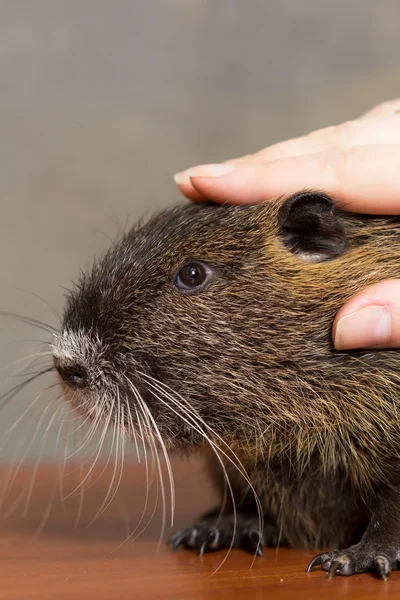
[55,361,87,388]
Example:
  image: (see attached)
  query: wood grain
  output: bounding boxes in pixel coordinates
[0,460,398,599]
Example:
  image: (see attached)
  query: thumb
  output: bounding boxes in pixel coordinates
[333,280,400,350]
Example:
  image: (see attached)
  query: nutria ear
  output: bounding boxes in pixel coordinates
[277,191,347,262]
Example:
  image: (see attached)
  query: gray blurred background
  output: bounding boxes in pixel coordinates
[1,0,400,460]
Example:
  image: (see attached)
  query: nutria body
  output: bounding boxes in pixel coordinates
[53,191,400,579]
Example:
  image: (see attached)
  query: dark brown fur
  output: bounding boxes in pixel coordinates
[54,194,400,577]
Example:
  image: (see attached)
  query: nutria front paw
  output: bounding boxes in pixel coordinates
[307,545,399,580]
[168,512,276,556]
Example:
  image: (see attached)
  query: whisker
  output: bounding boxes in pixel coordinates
[119,406,161,549]
[0,367,55,411]
[135,405,156,531]
[6,339,50,347]
[141,372,263,519]
[73,452,86,530]
[30,481,58,541]
[108,403,155,554]
[60,395,85,527]
[16,288,61,322]
[143,382,238,571]
[2,351,53,372]
[141,374,264,569]
[0,311,56,334]
[63,395,109,460]
[66,413,112,487]
[64,398,113,499]
[126,400,141,464]
[0,400,56,510]
[10,364,54,378]
[0,381,61,447]
[135,394,166,552]
[55,403,70,515]
[86,389,126,524]
[1,389,62,519]
[22,403,63,518]
[127,380,175,528]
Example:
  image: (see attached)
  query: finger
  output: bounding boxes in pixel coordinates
[185,145,400,213]
[174,113,400,200]
[360,98,400,120]
[257,115,400,163]
[333,280,400,350]
[174,163,236,202]
[174,176,205,201]
[174,154,260,201]
[174,112,400,200]
[223,154,261,164]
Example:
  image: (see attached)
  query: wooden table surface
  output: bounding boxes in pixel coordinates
[0,460,398,599]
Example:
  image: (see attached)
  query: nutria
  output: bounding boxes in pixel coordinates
[52,191,400,579]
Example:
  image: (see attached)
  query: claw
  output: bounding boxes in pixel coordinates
[256,545,263,557]
[375,556,391,581]
[168,529,188,551]
[306,553,327,573]
[168,530,180,545]
[247,529,263,556]
[169,515,274,557]
[188,527,198,547]
[208,528,220,550]
[199,528,219,556]
[327,560,342,579]
[199,540,207,557]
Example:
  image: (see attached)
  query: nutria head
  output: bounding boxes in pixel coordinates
[52,191,400,483]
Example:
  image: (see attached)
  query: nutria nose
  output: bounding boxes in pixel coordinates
[55,362,87,388]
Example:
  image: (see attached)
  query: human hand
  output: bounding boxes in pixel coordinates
[173,99,400,350]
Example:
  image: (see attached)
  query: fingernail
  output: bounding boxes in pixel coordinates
[173,163,236,185]
[173,171,190,185]
[334,305,391,350]
[187,163,236,178]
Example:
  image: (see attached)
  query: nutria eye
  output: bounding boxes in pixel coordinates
[174,261,211,293]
